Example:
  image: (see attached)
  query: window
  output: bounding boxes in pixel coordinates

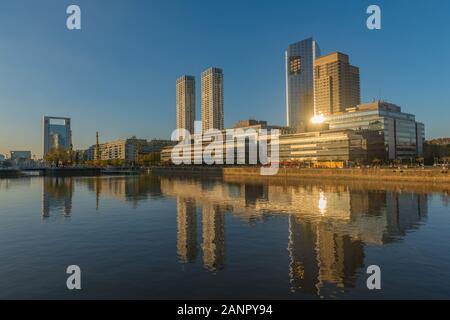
[290,56,301,74]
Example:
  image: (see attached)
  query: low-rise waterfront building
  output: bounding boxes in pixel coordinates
[355,129,387,162]
[161,123,374,167]
[279,129,368,167]
[426,138,450,146]
[74,150,88,162]
[10,151,32,161]
[8,151,33,168]
[161,120,287,165]
[84,146,96,161]
[97,137,146,162]
[161,146,175,164]
[161,126,386,167]
[233,119,295,135]
[324,101,425,161]
[162,105,417,166]
[84,138,175,162]
[143,139,176,153]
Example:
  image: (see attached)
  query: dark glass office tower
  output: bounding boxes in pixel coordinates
[285,38,320,132]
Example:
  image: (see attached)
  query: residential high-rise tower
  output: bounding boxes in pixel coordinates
[176,75,196,135]
[201,67,224,132]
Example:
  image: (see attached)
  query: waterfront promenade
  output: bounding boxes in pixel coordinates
[3,166,450,185]
[152,166,450,184]
[0,167,141,178]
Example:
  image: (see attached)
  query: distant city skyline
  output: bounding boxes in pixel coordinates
[1,0,450,157]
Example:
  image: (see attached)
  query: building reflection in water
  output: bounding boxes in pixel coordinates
[201,203,225,271]
[41,175,163,217]
[159,177,429,295]
[40,175,434,296]
[84,175,163,209]
[169,179,227,271]
[176,198,197,263]
[41,177,73,218]
[288,217,365,295]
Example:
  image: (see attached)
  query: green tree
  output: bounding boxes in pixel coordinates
[111,159,125,167]
[138,152,161,167]
[372,158,382,166]
[44,147,71,167]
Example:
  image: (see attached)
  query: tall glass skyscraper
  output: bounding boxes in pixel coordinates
[285,38,320,132]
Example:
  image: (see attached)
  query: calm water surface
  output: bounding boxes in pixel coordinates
[0,175,449,299]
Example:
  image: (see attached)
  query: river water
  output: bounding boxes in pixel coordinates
[0,175,449,299]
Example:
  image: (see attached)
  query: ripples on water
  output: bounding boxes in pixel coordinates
[0,175,449,299]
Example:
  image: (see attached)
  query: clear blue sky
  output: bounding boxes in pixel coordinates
[0,0,449,157]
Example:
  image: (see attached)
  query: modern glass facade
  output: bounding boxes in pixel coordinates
[285,38,320,132]
[324,101,424,160]
[415,122,425,157]
[48,124,69,149]
[42,116,72,156]
[10,151,32,161]
[279,129,367,165]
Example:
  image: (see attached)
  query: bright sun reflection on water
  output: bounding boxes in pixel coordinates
[318,191,327,215]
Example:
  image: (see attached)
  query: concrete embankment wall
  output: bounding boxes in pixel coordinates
[0,170,22,178]
[223,167,450,183]
[152,166,224,177]
[44,168,102,177]
[153,166,450,184]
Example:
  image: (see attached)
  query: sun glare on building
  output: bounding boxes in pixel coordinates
[311,114,325,124]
